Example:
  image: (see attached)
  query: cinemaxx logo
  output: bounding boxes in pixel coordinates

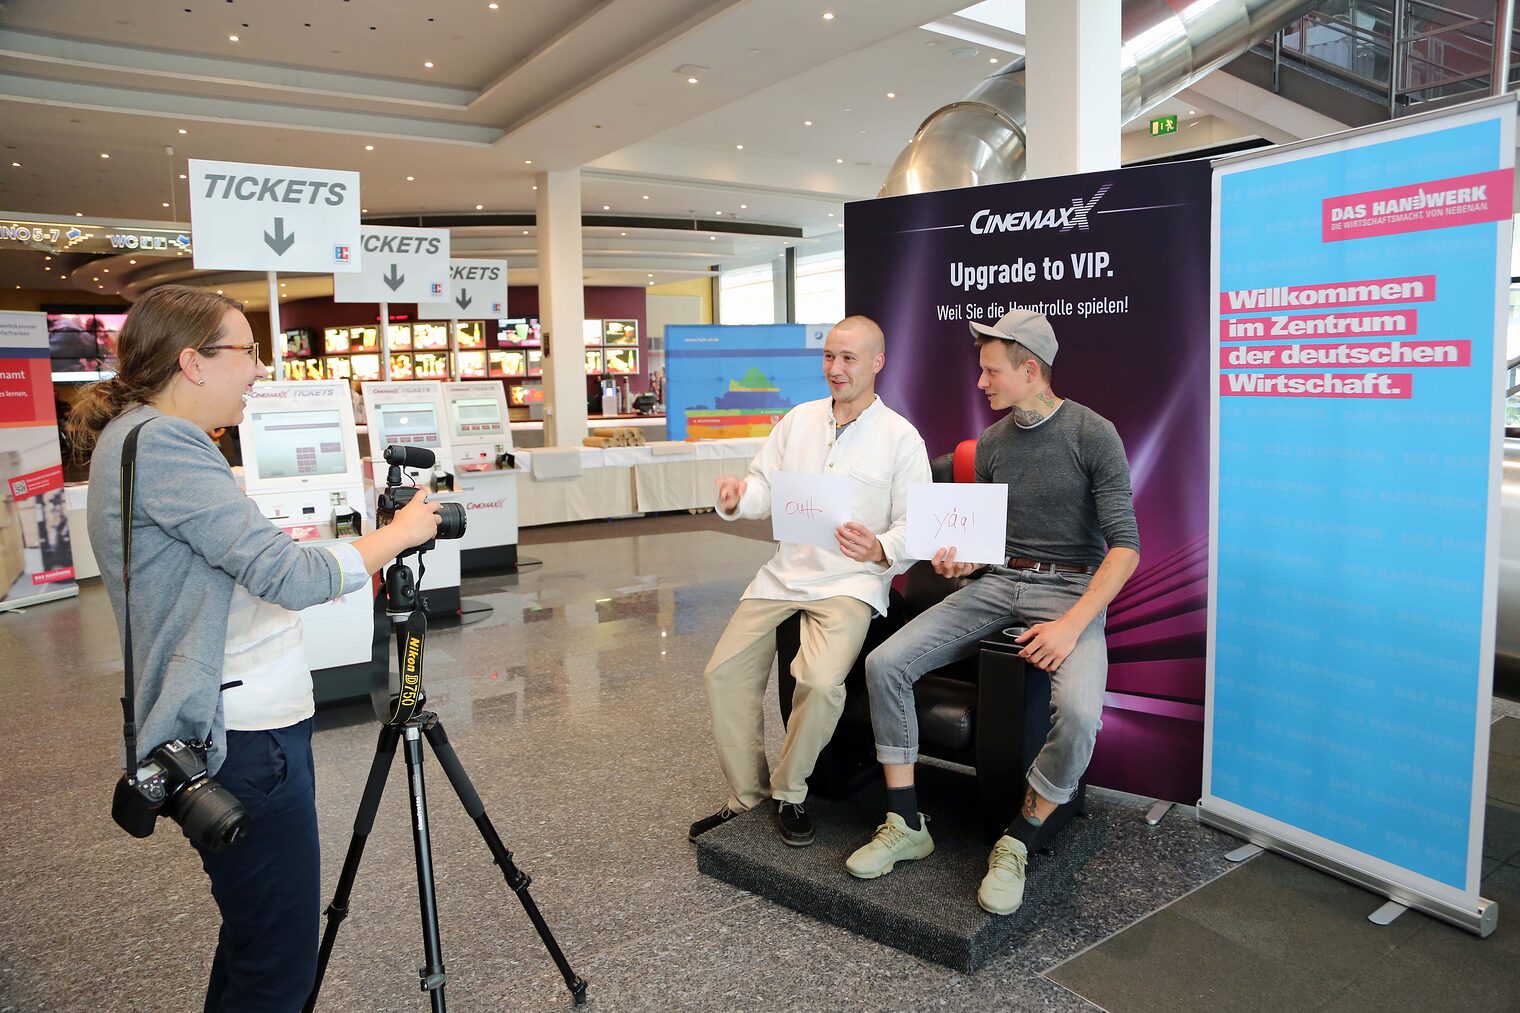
[968,182,1114,235]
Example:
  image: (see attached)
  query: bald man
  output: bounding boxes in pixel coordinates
[690,316,930,847]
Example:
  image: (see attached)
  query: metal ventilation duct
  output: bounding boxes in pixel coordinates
[880,0,1325,196]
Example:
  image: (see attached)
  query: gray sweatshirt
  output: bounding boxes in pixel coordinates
[974,400,1140,567]
[88,405,346,775]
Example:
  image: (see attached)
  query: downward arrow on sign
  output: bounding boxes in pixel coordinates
[455,290,473,311]
[383,264,405,291]
[264,218,295,255]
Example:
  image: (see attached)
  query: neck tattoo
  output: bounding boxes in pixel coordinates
[1011,406,1044,427]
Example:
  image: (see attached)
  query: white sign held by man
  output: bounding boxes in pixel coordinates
[769,470,852,550]
[419,259,509,319]
[333,226,451,304]
[187,159,361,273]
[905,482,1008,565]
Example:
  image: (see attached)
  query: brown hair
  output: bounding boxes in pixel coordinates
[65,286,243,460]
[975,336,1053,384]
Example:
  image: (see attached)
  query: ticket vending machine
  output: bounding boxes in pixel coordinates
[361,381,463,614]
[237,381,375,701]
[441,380,519,571]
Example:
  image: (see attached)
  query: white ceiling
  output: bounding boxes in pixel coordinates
[0,0,1273,308]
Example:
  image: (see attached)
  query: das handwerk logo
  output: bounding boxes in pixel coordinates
[970,182,1114,235]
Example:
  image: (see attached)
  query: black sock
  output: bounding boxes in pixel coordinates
[886,785,920,830]
[1006,812,1041,847]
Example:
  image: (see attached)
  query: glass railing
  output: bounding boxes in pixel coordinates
[1266,0,1519,115]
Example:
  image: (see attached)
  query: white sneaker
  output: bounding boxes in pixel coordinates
[977,835,1028,915]
[845,812,934,879]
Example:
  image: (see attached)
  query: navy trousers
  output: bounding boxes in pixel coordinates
[193,718,319,1013]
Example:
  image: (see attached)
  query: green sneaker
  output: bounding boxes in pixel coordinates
[845,812,933,879]
[977,835,1028,915]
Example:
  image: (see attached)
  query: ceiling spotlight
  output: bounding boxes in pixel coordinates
[43,266,49,271]
[531,185,537,190]
[1188,109,1197,115]
[827,212,834,217]
[804,120,813,126]
[740,204,747,209]
[522,230,529,235]
[228,34,239,42]
[365,144,374,151]
[822,11,835,20]
[886,92,896,98]
[989,57,998,63]
[162,202,170,207]
[647,274,653,278]
[178,128,188,135]
[179,173,187,179]
[406,175,415,181]
[642,195,650,200]
[709,235,716,240]
[488,2,499,7]
[648,281,654,287]
[602,204,610,210]
[424,61,434,68]
[475,204,483,210]
[620,231,627,236]
[362,208,368,213]
[75,212,83,216]
[524,159,533,165]
[100,153,110,159]
[835,157,843,164]
[735,144,744,150]
[44,256,50,261]
[127,259,135,264]
[217,290,223,295]
[10,162,18,167]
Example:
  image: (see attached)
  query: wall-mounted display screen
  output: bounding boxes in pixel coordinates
[527,349,543,377]
[283,359,323,381]
[509,385,545,405]
[498,318,541,346]
[604,319,638,346]
[250,408,348,479]
[285,329,315,357]
[325,357,352,380]
[451,397,504,438]
[459,351,487,378]
[583,319,603,347]
[413,351,449,379]
[388,353,414,379]
[46,312,125,375]
[413,322,449,350]
[387,324,412,350]
[321,328,348,354]
[352,354,381,380]
[457,321,485,349]
[351,326,378,351]
[585,349,603,374]
[492,350,527,377]
[605,347,639,374]
[374,402,440,448]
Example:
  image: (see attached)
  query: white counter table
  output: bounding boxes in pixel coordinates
[513,438,763,526]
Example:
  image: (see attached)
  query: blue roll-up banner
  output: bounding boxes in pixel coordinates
[1201,96,1514,936]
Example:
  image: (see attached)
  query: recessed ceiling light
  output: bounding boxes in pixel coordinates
[424,61,434,68]
[100,153,109,159]
[228,34,239,41]
[620,231,627,236]
[648,281,654,287]
[827,213,834,217]
[524,159,532,165]
[9,162,18,167]
[93,277,100,282]
[989,57,998,63]
[740,204,747,209]
[709,235,716,240]
[602,204,610,210]
[43,266,49,271]
[822,11,835,20]
[44,256,51,261]
[647,274,653,278]
[531,185,537,190]
[362,208,368,213]
[365,144,374,151]
[735,144,744,150]
[217,290,223,294]
[128,259,136,265]
[886,92,895,98]
[179,173,187,179]
[687,77,699,84]
[522,230,529,235]
[488,2,498,7]
[715,211,723,216]
[1188,109,1196,115]
[406,175,415,181]
[75,212,83,217]
[178,128,188,135]
[162,202,170,207]
[835,158,843,164]
[475,204,483,210]
[804,120,813,126]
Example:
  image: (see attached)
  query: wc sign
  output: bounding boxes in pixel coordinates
[187,158,362,273]
[419,258,510,319]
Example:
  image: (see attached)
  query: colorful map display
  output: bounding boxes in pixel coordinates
[665,324,829,440]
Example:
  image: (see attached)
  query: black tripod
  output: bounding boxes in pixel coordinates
[305,551,587,1011]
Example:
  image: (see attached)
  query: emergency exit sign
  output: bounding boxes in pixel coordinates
[1150,115,1178,136]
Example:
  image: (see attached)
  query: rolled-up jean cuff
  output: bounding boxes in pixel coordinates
[1027,762,1077,805]
[875,745,918,765]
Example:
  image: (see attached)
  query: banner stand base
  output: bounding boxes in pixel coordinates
[0,585,79,614]
[1368,899,1409,926]
[1144,800,1174,826]
[1199,801,1497,938]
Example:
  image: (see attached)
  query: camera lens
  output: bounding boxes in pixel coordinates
[436,502,467,540]
[171,778,251,852]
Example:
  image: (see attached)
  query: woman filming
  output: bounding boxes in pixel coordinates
[69,285,442,1012]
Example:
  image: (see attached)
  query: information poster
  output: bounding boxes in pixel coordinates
[0,311,78,610]
[1203,97,1513,930]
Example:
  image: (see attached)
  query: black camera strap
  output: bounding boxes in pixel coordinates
[118,418,153,775]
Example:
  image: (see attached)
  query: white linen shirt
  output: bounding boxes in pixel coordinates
[718,395,930,615]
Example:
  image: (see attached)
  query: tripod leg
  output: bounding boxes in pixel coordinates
[402,723,450,1013]
[305,722,402,1013]
[421,715,589,1007]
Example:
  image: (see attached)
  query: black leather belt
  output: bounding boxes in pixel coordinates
[1005,556,1096,575]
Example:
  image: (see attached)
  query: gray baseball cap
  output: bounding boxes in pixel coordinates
[969,309,1058,366]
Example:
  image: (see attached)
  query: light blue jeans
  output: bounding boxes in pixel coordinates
[864,568,1108,805]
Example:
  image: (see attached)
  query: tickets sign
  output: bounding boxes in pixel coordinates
[418,259,509,319]
[188,159,361,272]
[333,226,451,304]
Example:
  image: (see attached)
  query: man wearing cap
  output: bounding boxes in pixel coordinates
[845,310,1140,917]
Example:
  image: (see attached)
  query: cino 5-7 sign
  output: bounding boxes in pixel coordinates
[187,159,362,273]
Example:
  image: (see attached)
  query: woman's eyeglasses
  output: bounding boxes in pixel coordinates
[200,343,261,362]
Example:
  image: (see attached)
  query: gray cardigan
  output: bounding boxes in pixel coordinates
[89,405,346,775]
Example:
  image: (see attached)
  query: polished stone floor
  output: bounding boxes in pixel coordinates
[0,523,1507,1012]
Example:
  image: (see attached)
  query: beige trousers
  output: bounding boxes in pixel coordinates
[703,595,874,810]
